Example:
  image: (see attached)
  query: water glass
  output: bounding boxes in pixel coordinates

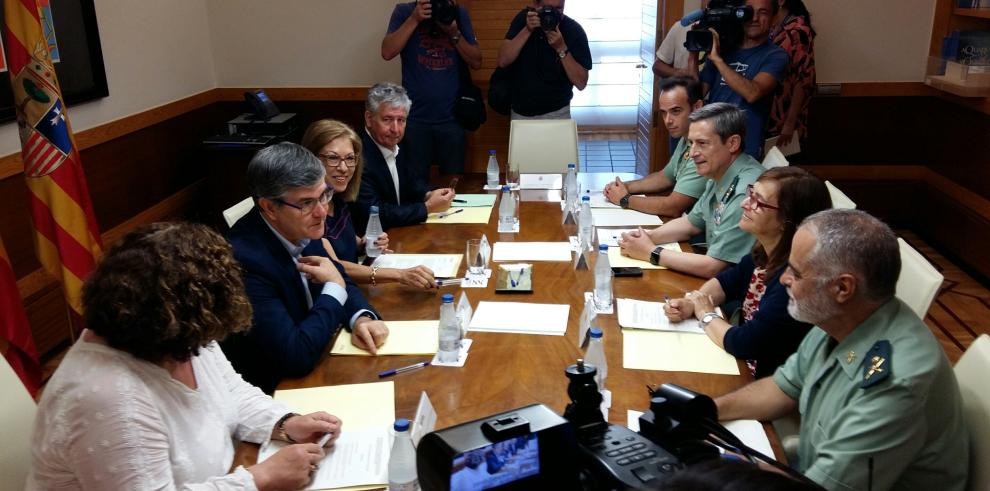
[466,239,484,275]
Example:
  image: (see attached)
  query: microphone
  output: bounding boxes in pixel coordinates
[680,9,704,26]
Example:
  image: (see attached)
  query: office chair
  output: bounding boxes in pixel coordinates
[761,146,789,169]
[1,355,38,488]
[508,119,579,174]
[824,180,856,209]
[955,334,990,491]
[223,196,255,228]
[895,237,944,319]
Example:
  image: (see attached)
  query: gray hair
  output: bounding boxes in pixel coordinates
[366,82,412,115]
[688,102,746,144]
[801,209,901,302]
[246,142,325,201]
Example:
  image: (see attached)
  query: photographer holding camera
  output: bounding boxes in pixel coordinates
[690,0,788,160]
[496,0,592,119]
[382,0,481,178]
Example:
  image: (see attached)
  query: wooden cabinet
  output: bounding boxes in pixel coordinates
[927,0,990,112]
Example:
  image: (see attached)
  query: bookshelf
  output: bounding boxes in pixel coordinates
[928,0,990,112]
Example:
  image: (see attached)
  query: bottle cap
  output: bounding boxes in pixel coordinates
[442,293,454,303]
[394,418,410,431]
[599,244,609,252]
[502,185,511,191]
[589,327,603,338]
[370,205,379,213]
[489,149,496,155]
[567,163,576,169]
[582,195,590,202]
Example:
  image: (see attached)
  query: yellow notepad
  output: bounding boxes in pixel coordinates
[331,320,439,356]
[622,329,740,375]
[425,206,493,224]
[605,242,681,270]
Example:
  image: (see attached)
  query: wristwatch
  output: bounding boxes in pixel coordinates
[276,412,300,443]
[557,48,569,59]
[649,245,663,266]
[700,311,722,328]
[619,193,631,209]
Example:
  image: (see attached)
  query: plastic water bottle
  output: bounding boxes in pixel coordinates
[584,327,607,390]
[365,205,383,258]
[563,163,578,211]
[498,185,516,232]
[486,150,500,188]
[594,244,613,310]
[388,418,419,490]
[438,293,460,363]
[578,195,594,251]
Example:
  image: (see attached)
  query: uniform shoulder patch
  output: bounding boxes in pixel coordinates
[860,340,891,389]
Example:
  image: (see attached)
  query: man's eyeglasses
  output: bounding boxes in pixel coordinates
[744,184,779,211]
[276,187,333,214]
[318,153,358,168]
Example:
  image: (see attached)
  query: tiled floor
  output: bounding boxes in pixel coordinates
[579,139,637,173]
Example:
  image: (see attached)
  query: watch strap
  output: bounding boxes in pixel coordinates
[701,311,722,327]
[619,194,631,209]
[649,246,663,266]
[276,412,300,443]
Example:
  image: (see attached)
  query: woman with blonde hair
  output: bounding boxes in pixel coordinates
[302,119,436,290]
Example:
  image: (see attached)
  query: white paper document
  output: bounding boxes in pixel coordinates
[596,228,673,247]
[259,427,389,490]
[468,301,570,335]
[763,135,801,158]
[371,253,462,278]
[617,298,704,334]
[591,208,663,227]
[492,241,572,262]
[519,173,563,189]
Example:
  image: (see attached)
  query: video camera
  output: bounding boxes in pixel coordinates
[683,0,754,53]
[430,0,459,26]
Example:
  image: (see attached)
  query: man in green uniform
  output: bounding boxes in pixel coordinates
[716,209,969,490]
[619,102,763,278]
[603,76,708,217]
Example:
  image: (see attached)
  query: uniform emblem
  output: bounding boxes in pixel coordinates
[860,340,892,388]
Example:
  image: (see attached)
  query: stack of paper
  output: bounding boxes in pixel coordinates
[260,382,395,490]
[622,329,740,375]
[591,208,663,227]
[425,207,494,224]
[371,254,462,278]
[492,242,572,262]
[596,228,672,247]
[452,194,497,207]
[331,320,439,355]
[606,242,680,270]
[616,298,704,334]
[468,301,570,336]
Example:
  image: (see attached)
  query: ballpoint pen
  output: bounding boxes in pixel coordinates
[663,294,672,305]
[317,431,334,447]
[436,278,462,287]
[378,361,430,378]
[452,199,467,204]
[438,209,464,219]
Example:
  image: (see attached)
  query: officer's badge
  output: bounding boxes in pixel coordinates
[860,340,891,388]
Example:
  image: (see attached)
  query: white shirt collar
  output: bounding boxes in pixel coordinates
[365,127,399,159]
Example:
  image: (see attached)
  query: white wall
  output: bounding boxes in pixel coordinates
[205,0,401,87]
[807,0,936,83]
[0,0,217,156]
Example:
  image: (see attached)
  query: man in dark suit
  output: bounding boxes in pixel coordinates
[355,82,455,231]
[223,142,389,393]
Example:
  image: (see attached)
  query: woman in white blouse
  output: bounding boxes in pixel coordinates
[29,222,342,490]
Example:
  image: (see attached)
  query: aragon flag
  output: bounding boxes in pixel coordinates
[0,235,41,397]
[3,0,103,325]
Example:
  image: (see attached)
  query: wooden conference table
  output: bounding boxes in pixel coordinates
[237,173,778,466]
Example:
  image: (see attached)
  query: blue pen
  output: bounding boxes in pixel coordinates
[378,361,430,378]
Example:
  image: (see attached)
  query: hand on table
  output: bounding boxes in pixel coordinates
[604,177,629,205]
[618,227,655,261]
[283,412,343,448]
[399,265,437,290]
[248,443,324,491]
[426,188,455,213]
[352,317,389,355]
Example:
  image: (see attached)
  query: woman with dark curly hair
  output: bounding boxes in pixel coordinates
[29,222,342,490]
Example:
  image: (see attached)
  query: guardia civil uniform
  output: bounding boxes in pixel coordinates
[773,298,969,491]
[685,153,763,265]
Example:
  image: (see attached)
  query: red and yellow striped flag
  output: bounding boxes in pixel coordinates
[0,235,41,397]
[3,0,102,324]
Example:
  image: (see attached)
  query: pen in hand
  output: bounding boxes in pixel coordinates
[379,361,430,378]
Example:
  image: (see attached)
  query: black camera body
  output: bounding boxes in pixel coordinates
[430,0,459,26]
[685,0,754,53]
[532,5,562,31]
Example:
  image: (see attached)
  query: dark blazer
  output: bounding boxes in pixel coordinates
[354,129,429,232]
[222,208,378,393]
